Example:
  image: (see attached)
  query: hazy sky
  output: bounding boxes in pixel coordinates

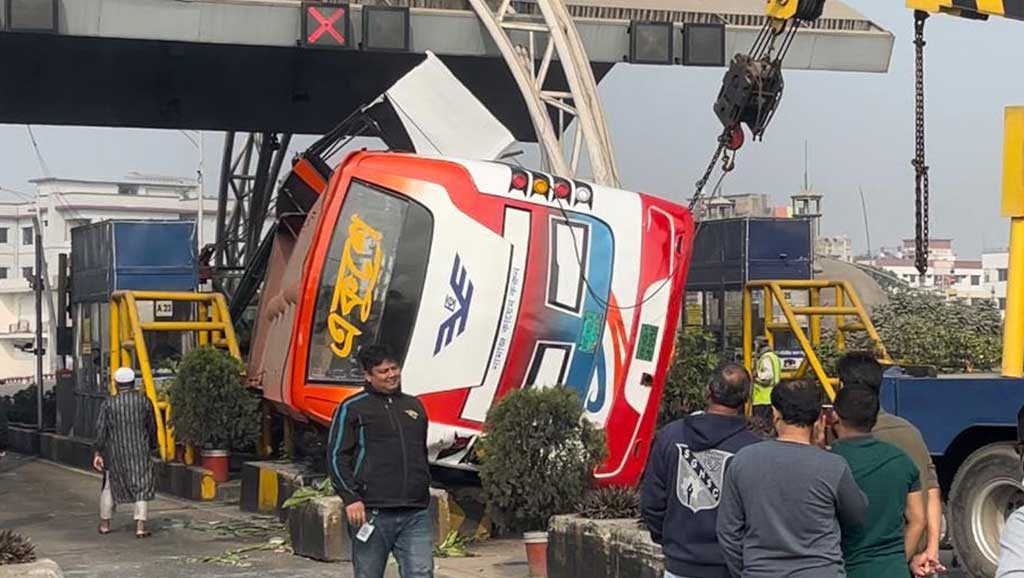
[1,1,1021,257]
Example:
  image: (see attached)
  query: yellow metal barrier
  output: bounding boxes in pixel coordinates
[743,280,892,401]
[109,291,241,461]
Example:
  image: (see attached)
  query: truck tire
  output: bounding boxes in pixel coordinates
[948,442,1024,578]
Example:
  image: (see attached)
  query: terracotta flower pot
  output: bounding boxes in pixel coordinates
[200,449,230,482]
[523,531,548,577]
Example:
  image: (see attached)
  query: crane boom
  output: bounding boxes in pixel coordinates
[906,0,1024,20]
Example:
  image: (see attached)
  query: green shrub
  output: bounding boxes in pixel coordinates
[0,386,55,427]
[659,327,722,426]
[871,290,1002,373]
[168,346,260,450]
[479,386,606,534]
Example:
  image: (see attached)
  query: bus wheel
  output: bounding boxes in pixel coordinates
[948,442,1024,578]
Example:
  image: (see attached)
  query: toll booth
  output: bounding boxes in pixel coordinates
[61,220,198,439]
[685,217,814,355]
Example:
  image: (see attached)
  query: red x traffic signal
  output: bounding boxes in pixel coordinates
[300,3,350,48]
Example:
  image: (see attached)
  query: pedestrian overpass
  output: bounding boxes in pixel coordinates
[0,0,893,139]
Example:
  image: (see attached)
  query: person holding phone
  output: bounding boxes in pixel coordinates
[326,345,433,578]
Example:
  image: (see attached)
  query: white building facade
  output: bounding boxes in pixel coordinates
[983,249,1009,314]
[817,235,853,262]
[859,239,990,305]
[0,175,217,381]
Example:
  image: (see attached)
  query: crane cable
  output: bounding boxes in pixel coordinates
[913,10,930,276]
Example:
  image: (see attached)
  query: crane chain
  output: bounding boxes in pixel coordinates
[913,10,930,276]
[689,17,799,213]
[690,139,727,210]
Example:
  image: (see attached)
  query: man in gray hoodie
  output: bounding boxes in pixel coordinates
[717,380,868,578]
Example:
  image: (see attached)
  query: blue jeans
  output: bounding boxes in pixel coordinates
[350,507,434,578]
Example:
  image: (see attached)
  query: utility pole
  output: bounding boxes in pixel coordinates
[35,224,44,431]
[859,186,873,259]
[198,130,205,251]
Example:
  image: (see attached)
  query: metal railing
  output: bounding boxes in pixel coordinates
[742,280,891,401]
[109,291,241,461]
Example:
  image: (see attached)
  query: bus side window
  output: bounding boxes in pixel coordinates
[548,219,590,314]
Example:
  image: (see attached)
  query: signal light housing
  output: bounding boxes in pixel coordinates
[554,179,572,200]
[533,178,550,197]
[510,171,529,192]
[575,184,593,206]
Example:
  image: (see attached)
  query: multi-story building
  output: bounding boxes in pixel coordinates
[693,193,783,220]
[0,175,217,380]
[983,249,1009,313]
[858,239,990,304]
[817,236,853,262]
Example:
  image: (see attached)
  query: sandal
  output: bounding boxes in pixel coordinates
[135,531,152,539]
[98,524,112,535]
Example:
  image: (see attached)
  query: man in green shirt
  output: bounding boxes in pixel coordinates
[831,386,926,578]
[837,352,945,576]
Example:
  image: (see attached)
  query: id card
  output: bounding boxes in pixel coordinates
[355,522,375,543]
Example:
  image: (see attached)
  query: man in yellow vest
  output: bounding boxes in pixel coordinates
[752,339,781,430]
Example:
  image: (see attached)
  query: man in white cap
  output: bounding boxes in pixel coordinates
[93,367,157,538]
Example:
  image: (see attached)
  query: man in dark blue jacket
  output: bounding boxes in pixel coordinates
[641,362,762,578]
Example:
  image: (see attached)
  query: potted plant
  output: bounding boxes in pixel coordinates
[168,346,260,482]
[478,386,606,577]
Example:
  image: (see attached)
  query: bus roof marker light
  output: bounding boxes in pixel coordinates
[511,172,529,192]
[554,181,571,199]
[576,187,593,205]
[533,178,550,197]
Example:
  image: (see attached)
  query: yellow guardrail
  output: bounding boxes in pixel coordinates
[742,280,892,401]
[109,291,241,461]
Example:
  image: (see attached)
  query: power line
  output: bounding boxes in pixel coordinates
[0,185,35,203]
[25,126,52,178]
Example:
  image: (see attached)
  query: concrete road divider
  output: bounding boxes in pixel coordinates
[547,515,663,578]
[7,426,40,455]
[286,488,451,562]
[287,496,349,562]
[240,461,323,517]
[28,432,219,502]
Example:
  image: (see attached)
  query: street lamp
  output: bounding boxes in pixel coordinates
[179,131,205,250]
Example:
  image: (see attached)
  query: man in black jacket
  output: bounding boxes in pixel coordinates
[327,345,433,578]
[641,362,762,578]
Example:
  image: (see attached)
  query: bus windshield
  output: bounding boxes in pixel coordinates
[306,179,432,384]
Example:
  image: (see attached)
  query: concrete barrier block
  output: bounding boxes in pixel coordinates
[429,488,451,543]
[148,458,217,502]
[0,558,64,578]
[187,465,217,501]
[71,439,93,470]
[164,461,188,497]
[285,489,452,563]
[288,496,350,562]
[240,462,261,513]
[240,461,322,515]
[445,485,492,541]
[39,435,52,461]
[55,436,69,465]
[548,516,663,578]
[8,427,39,455]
